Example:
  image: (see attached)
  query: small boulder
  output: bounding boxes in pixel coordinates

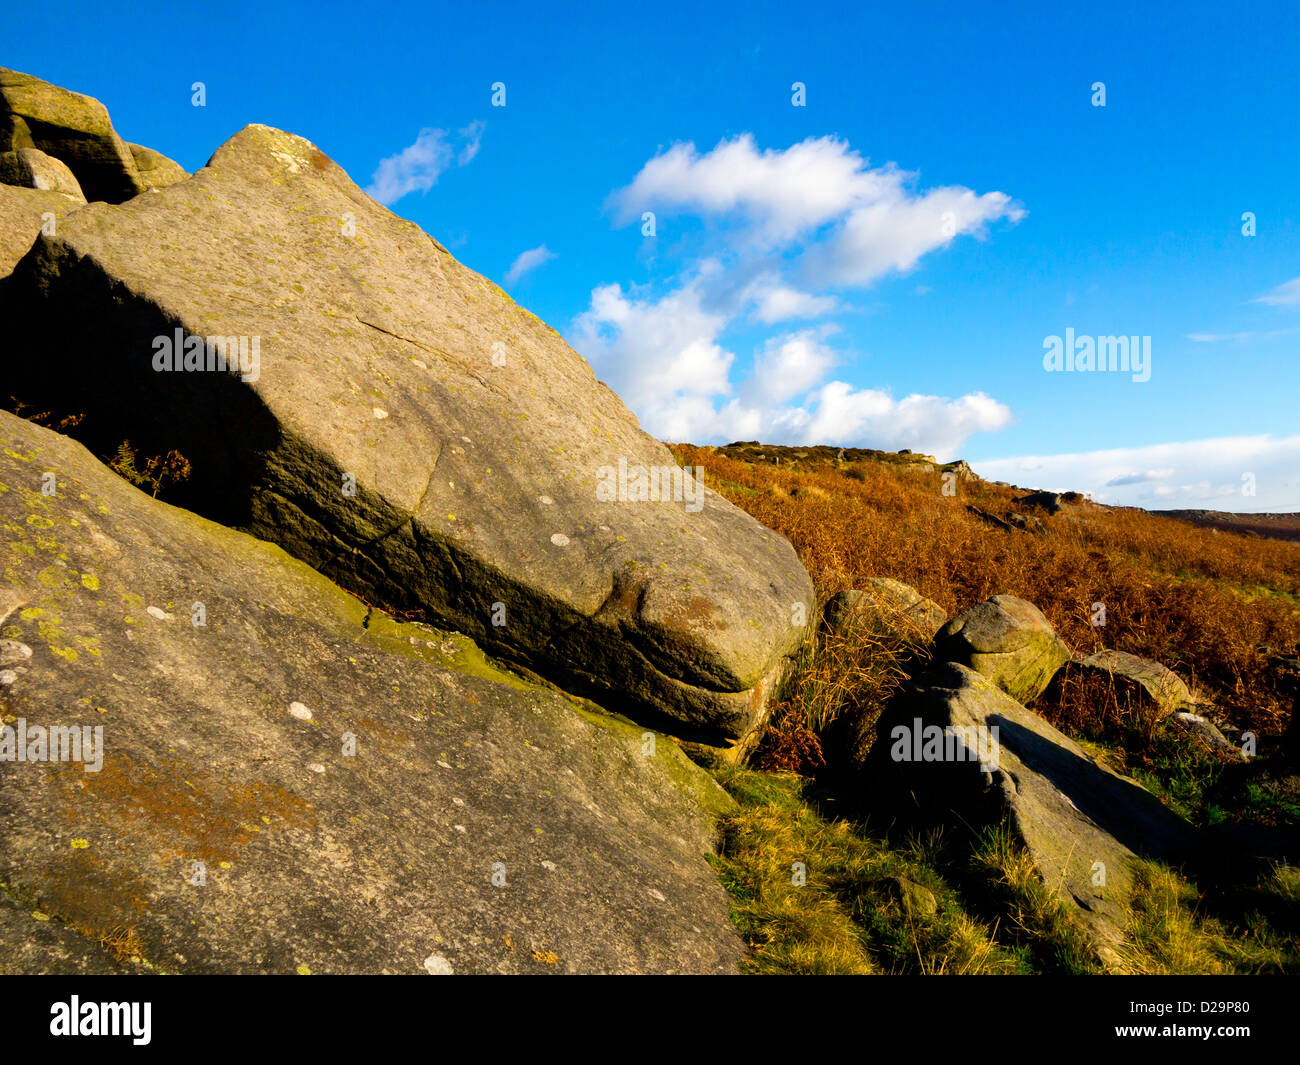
[1070,649,1202,720]
[1013,490,1086,515]
[965,505,1016,533]
[823,579,947,643]
[932,594,1070,703]
[879,875,938,919]
[128,143,188,190]
[0,147,85,200]
[1007,512,1046,534]
[1172,711,1241,757]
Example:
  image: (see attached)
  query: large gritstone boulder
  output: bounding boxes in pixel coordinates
[0,123,812,752]
[0,410,743,974]
[0,147,86,200]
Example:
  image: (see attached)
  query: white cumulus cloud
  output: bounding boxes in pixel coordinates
[570,132,1022,456]
[805,183,1022,288]
[788,384,1012,456]
[744,329,840,404]
[607,134,1023,283]
[570,281,1010,456]
[572,280,735,410]
[746,280,840,324]
[608,134,878,247]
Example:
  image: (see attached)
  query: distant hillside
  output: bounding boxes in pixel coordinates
[714,443,1300,546]
[1155,510,1300,544]
[716,440,978,480]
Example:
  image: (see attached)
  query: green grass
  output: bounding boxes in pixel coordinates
[708,768,1300,975]
[1122,860,1298,974]
[709,770,1033,974]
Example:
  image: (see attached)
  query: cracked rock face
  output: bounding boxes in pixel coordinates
[0,123,812,749]
[0,411,742,974]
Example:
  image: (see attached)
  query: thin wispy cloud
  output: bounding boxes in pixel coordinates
[456,121,484,166]
[504,244,556,286]
[974,435,1300,512]
[1252,276,1300,307]
[1186,326,1300,343]
[366,123,484,206]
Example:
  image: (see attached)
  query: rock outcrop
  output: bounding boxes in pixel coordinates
[871,662,1196,965]
[932,594,1070,703]
[965,504,1045,535]
[1013,490,1087,515]
[717,441,979,484]
[0,67,145,203]
[0,123,812,753]
[0,410,743,974]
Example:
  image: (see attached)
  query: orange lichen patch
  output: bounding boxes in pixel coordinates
[531,948,559,965]
[28,848,152,961]
[59,752,316,865]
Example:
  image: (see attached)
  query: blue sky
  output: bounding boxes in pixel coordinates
[5,0,1298,509]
